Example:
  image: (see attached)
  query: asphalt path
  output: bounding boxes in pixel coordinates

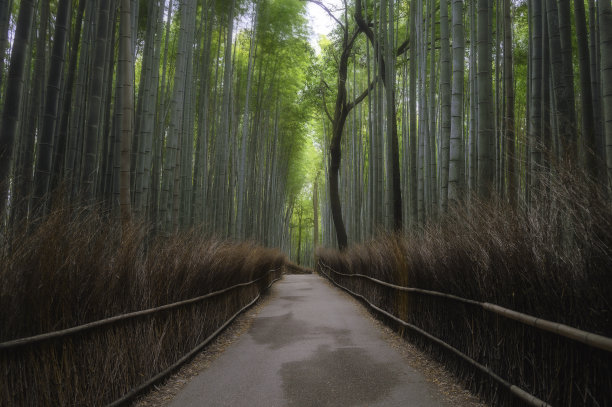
[168,274,454,407]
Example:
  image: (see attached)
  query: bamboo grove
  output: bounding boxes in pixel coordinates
[314,0,612,250]
[0,0,314,250]
[1,0,612,259]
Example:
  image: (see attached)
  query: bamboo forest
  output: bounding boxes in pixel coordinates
[1,0,611,406]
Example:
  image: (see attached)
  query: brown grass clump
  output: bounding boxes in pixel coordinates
[0,206,286,406]
[317,170,612,406]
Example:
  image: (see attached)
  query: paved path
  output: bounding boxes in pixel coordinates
[169,274,453,407]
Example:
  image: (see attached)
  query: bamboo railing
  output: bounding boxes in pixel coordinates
[319,261,611,406]
[0,268,282,406]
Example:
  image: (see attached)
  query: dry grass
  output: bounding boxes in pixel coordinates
[317,169,612,406]
[0,206,286,406]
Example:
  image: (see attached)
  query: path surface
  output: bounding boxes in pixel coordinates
[168,274,456,407]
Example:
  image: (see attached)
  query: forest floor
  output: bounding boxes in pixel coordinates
[134,274,486,407]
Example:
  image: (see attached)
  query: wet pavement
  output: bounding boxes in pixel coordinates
[168,274,454,407]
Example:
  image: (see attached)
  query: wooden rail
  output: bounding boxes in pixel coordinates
[318,263,612,353]
[0,270,277,350]
[107,274,282,407]
[319,267,551,407]
[319,260,612,406]
[1,269,282,406]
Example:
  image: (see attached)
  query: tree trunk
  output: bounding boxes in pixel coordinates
[19,0,49,221]
[216,0,235,236]
[590,0,605,181]
[557,0,576,161]
[428,0,437,218]
[119,0,134,224]
[449,0,465,205]
[546,0,576,162]
[574,0,597,179]
[313,174,319,249]
[468,0,477,193]
[193,0,213,226]
[417,0,426,223]
[409,0,418,224]
[477,0,494,198]
[439,0,451,212]
[65,0,95,197]
[151,0,173,230]
[236,5,258,239]
[355,0,402,232]
[529,0,542,198]
[0,0,36,219]
[161,0,196,231]
[297,208,302,265]
[52,0,86,195]
[133,0,159,219]
[0,0,11,97]
[541,3,551,168]
[34,0,71,215]
[329,29,361,250]
[503,0,516,207]
[599,0,612,187]
[82,0,112,204]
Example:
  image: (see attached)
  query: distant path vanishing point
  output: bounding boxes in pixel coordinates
[168,274,463,407]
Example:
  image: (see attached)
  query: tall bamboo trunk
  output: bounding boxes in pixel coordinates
[546,0,576,163]
[34,0,71,216]
[118,0,134,225]
[409,0,418,225]
[477,0,494,198]
[449,0,465,205]
[0,0,36,220]
[529,0,542,200]
[574,0,597,179]
[599,1,612,187]
[52,0,85,197]
[439,0,451,212]
[590,0,605,181]
[503,0,516,207]
[0,0,11,97]
[216,0,235,236]
[82,0,112,204]
[236,6,258,239]
[19,0,49,222]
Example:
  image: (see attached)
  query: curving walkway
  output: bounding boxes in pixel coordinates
[168,274,459,407]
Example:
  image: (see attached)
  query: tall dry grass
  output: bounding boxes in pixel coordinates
[0,206,286,405]
[317,169,611,406]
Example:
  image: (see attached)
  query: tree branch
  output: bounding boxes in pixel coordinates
[321,85,333,122]
[322,79,332,91]
[347,26,361,51]
[304,0,345,31]
[354,0,386,84]
[396,38,410,56]
[347,76,378,111]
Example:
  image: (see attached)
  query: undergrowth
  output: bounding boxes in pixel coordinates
[0,206,286,405]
